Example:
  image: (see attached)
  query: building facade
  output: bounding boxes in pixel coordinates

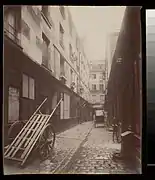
[4,5,92,143]
[105,7,141,171]
[89,60,106,106]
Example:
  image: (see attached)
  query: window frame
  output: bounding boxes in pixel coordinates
[21,20,30,40]
[99,84,104,91]
[92,74,96,79]
[59,6,65,19]
[59,23,64,48]
[22,73,35,100]
[92,84,96,91]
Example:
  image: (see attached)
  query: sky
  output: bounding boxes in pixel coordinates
[69,6,126,61]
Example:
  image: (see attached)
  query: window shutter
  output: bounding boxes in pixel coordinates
[22,74,29,98]
[29,77,35,99]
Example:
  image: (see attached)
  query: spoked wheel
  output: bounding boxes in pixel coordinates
[7,121,26,145]
[38,124,56,160]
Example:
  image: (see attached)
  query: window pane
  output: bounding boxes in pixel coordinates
[100,95,104,101]
[22,20,30,40]
[29,77,35,99]
[22,74,28,98]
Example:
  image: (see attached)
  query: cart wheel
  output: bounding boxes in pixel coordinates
[8,121,25,145]
[38,124,56,160]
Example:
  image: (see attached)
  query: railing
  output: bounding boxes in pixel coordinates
[4,22,21,46]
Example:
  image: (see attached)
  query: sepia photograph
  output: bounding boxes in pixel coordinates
[3,5,141,174]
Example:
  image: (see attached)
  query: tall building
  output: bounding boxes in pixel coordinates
[105,7,141,171]
[4,5,92,139]
[89,60,106,106]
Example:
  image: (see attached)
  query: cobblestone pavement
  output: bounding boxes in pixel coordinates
[4,121,93,175]
[60,125,138,174]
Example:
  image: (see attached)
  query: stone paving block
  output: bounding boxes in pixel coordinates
[63,126,139,174]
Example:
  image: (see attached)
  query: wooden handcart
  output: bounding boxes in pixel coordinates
[4,97,63,167]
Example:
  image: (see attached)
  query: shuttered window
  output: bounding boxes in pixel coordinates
[22,20,30,40]
[22,74,35,100]
[22,74,29,98]
[60,93,70,119]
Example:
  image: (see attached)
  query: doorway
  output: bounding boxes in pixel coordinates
[8,86,20,123]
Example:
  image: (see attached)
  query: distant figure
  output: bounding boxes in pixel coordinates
[112,116,118,142]
[93,113,96,121]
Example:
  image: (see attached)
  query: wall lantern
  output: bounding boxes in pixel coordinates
[116,57,122,64]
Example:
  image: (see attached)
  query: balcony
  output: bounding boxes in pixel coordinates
[4,21,21,47]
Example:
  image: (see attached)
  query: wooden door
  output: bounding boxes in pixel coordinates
[8,87,19,123]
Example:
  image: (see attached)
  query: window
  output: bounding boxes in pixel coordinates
[92,95,96,101]
[91,74,96,79]
[42,33,50,68]
[92,84,96,91]
[59,6,65,19]
[41,6,53,28]
[100,95,104,101]
[60,93,70,119]
[100,74,103,80]
[4,11,18,42]
[60,24,64,48]
[99,84,104,91]
[42,6,48,18]
[70,69,73,83]
[36,36,42,49]
[27,6,41,26]
[98,64,103,69]
[68,14,72,36]
[22,20,30,40]
[22,74,35,99]
[60,55,65,76]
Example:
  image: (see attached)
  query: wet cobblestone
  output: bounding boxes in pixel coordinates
[4,122,93,174]
[62,127,138,174]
